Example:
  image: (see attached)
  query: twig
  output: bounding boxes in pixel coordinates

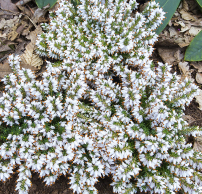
[0,54,11,63]
[16,0,32,6]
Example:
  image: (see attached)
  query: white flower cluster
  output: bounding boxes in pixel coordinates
[0,0,202,193]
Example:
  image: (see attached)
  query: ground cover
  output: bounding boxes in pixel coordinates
[0,0,201,193]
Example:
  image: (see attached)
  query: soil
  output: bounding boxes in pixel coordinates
[0,0,202,193]
[0,171,116,194]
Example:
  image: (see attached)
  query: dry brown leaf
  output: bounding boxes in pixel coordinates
[191,20,202,27]
[26,26,43,42]
[15,42,27,55]
[182,115,195,125]
[0,59,12,79]
[176,21,186,27]
[175,36,193,48]
[16,24,26,34]
[193,136,202,152]
[179,9,196,21]
[0,16,19,29]
[22,23,33,36]
[178,42,190,47]
[178,62,194,81]
[195,89,202,110]
[21,42,43,69]
[196,73,202,84]
[181,26,190,32]
[190,62,202,72]
[139,2,149,12]
[189,27,202,36]
[158,47,179,65]
[196,72,202,84]
[179,62,189,73]
[182,0,189,11]
[169,27,178,37]
[174,49,184,61]
[0,45,12,52]
[21,25,43,69]
[176,21,190,32]
[6,19,25,41]
[0,33,6,38]
[16,5,32,18]
[32,6,49,24]
[7,30,19,41]
[0,0,19,12]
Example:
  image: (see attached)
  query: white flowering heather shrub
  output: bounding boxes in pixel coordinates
[0,0,202,193]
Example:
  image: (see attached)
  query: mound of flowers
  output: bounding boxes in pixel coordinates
[0,0,201,193]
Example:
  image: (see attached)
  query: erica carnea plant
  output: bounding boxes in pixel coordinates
[0,0,202,193]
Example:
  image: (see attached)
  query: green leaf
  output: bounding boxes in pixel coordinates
[196,0,202,7]
[35,0,57,9]
[184,30,202,61]
[154,0,181,35]
[70,0,81,11]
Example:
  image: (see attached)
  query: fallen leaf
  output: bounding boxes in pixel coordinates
[176,21,186,28]
[169,27,178,37]
[178,61,194,81]
[16,5,32,18]
[189,27,202,36]
[0,59,12,79]
[0,33,6,38]
[20,42,43,69]
[180,26,190,32]
[0,16,19,29]
[15,42,27,55]
[182,115,195,125]
[196,72,202,84]
[158,47,179,65]
[176,21,189,32]
[176,36,194,48]
[182,0,189,11]
[168,20,172,27]
[32,6,49,24]
[190,62,202,72]
[191,20,202,27]
[194,136,202,152]
[195,89,202,110]
[0,0,19,12]
[179,9,196,21]
[178,61,189,73]
[7,30,19,41]
[182,24,191,33]
[16,24,26,34]
[174,49,184,61]
[178,42,189,47]
[26,26,43,42]
[0,45,12,52]
[139,2,149,12]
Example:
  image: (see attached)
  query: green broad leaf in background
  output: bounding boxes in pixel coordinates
[154,0,181,35]
[196,0,202,7]
[35,0,57,9]
[184,30,202,61]
[70,0,81,11]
